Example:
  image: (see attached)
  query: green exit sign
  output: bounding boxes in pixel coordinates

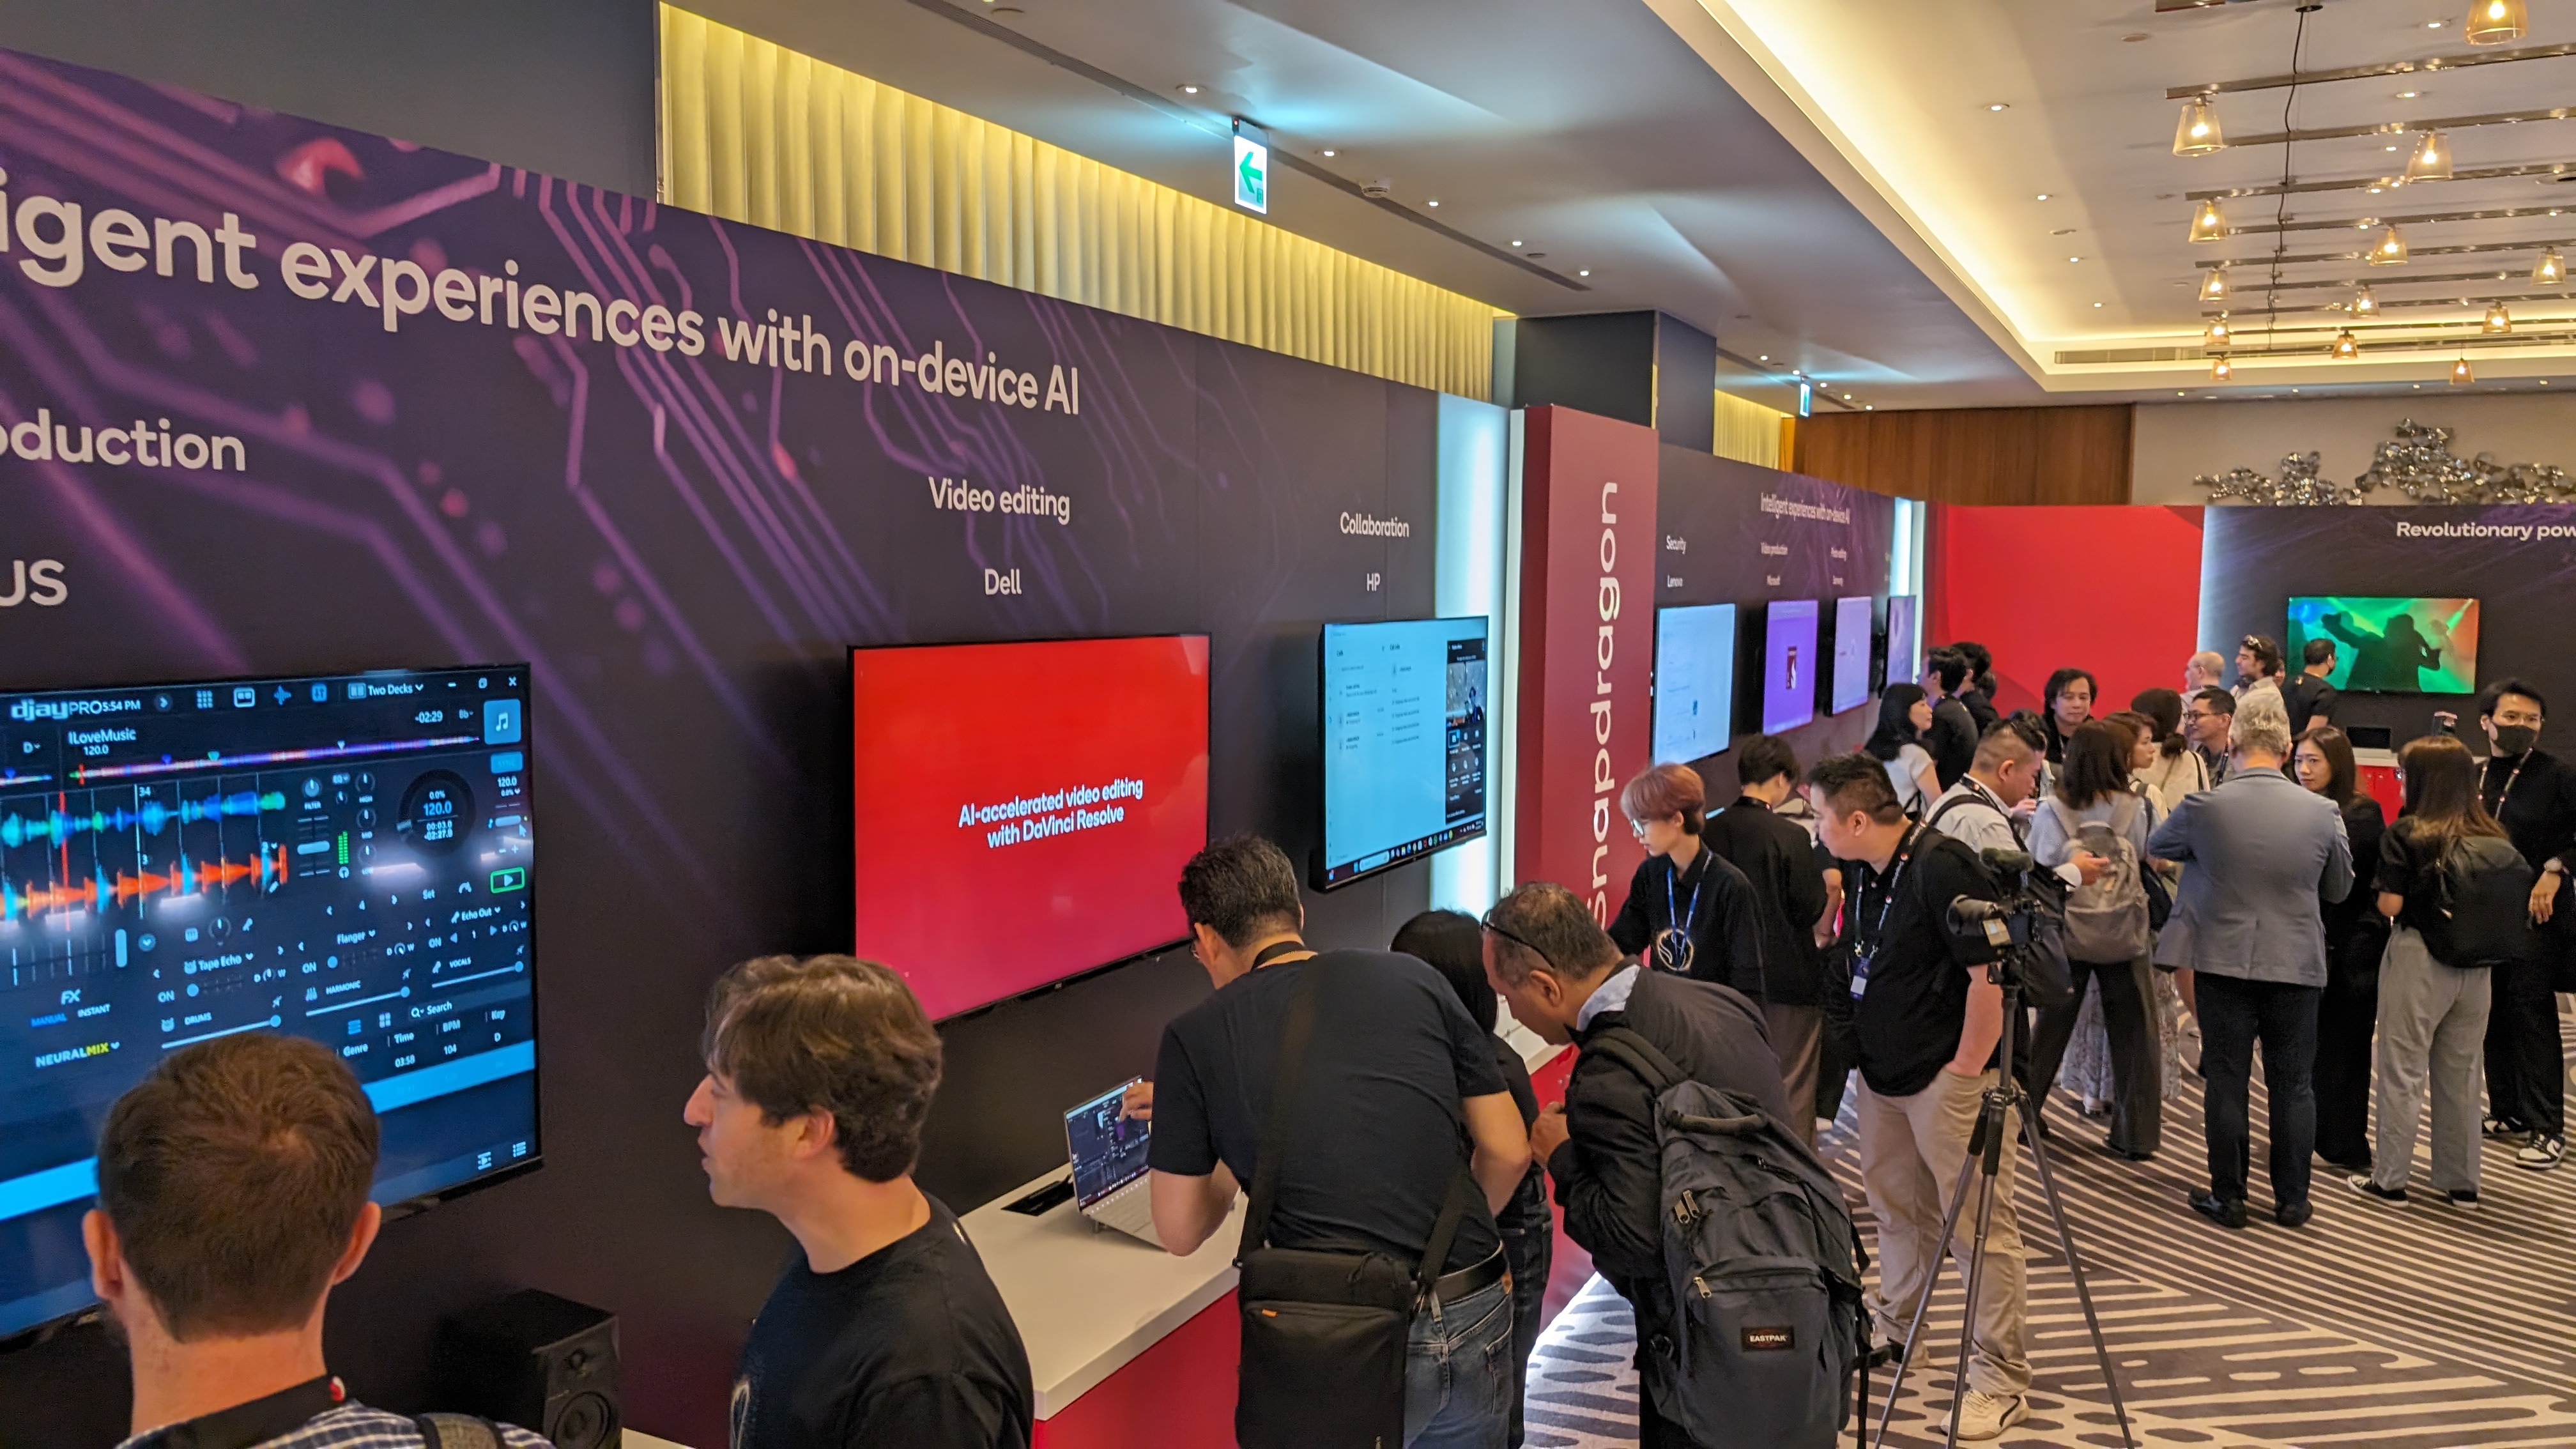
[1232,119,1269,215]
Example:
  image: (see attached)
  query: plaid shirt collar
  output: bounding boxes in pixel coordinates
[118,1376,342,1449]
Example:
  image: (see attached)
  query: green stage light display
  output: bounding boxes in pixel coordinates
[2286,596,2480,695]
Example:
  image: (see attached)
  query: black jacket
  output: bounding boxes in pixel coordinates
[2484,747,2576,940]
[1959,682,1999,735]
[1701,797,1830,1006]
[1607,847,1767,997]
[1549,969,1791,1287]
[2322,795,2388,988]
[1926,698,1979,791]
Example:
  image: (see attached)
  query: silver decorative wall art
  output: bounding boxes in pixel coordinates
[2196,422,2573,505]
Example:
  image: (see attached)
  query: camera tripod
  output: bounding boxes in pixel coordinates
[1868,946,2136,1449]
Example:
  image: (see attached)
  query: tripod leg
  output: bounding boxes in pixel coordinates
[1944,1103,2007,1449]
[2016,1105,2138,1448]
[1871,1094,1997,1449]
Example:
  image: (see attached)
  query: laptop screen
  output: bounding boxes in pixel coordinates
[1064,1078,1153,1209]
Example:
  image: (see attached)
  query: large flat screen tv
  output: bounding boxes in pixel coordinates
[1652,604,1738,765]
[2285,596,2480,695]
[1830,595,1876,716]
[851,636,1209,1020]
[1760,601,1820,736]
[0,664,539,1340]
[1884,595,1919,689]
[1320,617,1488,888]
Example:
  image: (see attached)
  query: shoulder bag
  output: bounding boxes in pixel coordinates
[1234,957,1478,1449]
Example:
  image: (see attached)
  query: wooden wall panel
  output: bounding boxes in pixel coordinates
[1791,404,2133,504]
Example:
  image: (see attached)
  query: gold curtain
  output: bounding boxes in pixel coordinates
[1712,388,1787,469]
[659,6,1503,398]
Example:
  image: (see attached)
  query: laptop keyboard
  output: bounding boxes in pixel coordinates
[1091,1175,1160,1243]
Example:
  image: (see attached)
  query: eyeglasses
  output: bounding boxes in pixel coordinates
[1628,818,1650,839]
[1479,907,1560,973]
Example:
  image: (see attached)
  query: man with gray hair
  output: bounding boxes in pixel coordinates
[1483,882,1784,1449]
[2149,693,2353,1231]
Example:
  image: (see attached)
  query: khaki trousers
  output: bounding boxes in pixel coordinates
[1855,1068,2031,1399]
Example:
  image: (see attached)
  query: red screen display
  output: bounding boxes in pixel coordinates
[852,635,1211,1019]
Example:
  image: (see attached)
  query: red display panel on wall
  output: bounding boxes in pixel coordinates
[852,636,1211,1019]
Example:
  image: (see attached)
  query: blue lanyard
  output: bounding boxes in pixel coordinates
[1665,859,1705,940]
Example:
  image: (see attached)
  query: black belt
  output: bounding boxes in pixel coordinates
[1430,1248,1507,1303]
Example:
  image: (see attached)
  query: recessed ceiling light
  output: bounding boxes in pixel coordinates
[2069,255,2083,262]
[2397,90,2421,99]
[1864,404,1874,410]
[1986,102,2010,112]
[2386,144,2401,152]
[1426,199,1439,207]
[1321,148,1337,157]
[2426,18,2444,26]
[1578,268,1591,277]
[2036,193,2053,201]
[1758,354,1770,360]
[1510,239,1522,247]
[1179,83,1202,95]
[2177,390,2188,396]
[2094,301,2104,307]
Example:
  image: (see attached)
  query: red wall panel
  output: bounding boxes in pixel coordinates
[1031,1292,1240,1449]
[1928,505,2205,718]
[1517,407,1662,919]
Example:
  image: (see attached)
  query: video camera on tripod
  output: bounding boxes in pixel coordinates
[1944,846,2074,1008]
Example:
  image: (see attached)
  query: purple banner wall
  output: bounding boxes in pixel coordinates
[0,45,1450,1440]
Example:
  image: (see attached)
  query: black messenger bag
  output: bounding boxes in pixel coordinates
[1234,958,1476,1449]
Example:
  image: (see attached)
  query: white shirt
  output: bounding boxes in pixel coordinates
[1926,776,2086,889]
[1577,962,1644,1032]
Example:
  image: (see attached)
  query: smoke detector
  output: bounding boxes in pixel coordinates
[1361,178,1393,199]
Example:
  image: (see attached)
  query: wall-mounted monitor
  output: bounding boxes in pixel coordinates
[1885,595,1920,689]
[1319,617,1488,889]
[2285,596,2480,695]
[1760,601,1820,736]
[852,636,1209,1020]
[1652,604,1739,765]
[0,664,539,1340]
[1830,595,1876,716]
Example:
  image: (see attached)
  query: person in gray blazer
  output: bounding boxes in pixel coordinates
[2147,694,2353,1229]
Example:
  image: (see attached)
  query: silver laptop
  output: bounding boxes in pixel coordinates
[1064,1078,1162,1247]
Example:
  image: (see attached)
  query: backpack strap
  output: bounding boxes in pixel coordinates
[1584,1025,1685,1096]
[412,1414,505,1449]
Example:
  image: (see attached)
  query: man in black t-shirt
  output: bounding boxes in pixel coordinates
[1810,755,2029,1443]
[1138,835,1528,1449]
[1920,648,1981,792]
[686,955,1033,1449]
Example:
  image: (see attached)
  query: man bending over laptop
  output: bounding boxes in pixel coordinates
[686,954,1033,1449]
[85,1032,551,1449]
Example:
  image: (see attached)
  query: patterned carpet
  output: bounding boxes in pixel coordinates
[1524,1012,2576,1448]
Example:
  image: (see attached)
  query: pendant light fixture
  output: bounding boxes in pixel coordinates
[2198,269,2228,302]
[2330,329,2361,360]
[2451,356,2477,385]
[2537,247,2566,285]
[2205,315,2232,349]
[2352,285,2380,316]
[2211,354,2234,381]
[2368,224,2409,265]
[2404,132,2453,183]
[2485,302,2515,333]
[2173,97,2224,156]
[2188,198,2228,243]
[2465,0,2528,45]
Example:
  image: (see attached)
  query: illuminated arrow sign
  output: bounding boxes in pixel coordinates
[1232,119,1269,215]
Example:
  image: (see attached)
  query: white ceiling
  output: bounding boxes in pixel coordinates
[688,0,2041,410]
[1680,0,2576,400]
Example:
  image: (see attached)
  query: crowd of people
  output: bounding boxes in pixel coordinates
[73,638,2573,1449]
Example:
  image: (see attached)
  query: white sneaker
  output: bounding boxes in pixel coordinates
[1955,1389,2029,1441]
[2517,1135,2564,1171]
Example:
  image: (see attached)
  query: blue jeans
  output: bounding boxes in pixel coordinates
[1404,1273,1514,1449]
[2196,972,2319,1209]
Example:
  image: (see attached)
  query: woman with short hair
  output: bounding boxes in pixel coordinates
[1609,763,1767,994]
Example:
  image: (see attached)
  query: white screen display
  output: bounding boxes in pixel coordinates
[1321,617,1489,886]
[1652,603,1738,763]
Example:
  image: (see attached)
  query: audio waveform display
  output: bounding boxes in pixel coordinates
[0,790,286,848]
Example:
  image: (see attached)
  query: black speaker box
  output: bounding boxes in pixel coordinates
[435,1289,620,1449]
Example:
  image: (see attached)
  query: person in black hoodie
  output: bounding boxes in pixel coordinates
[1485,882,1788,1449]
[1920,648,1981,791]
[2292,725,2385,1172]
[1392,908,1554,1449]
[1702,734,1834,1142]
[1610,763,1766,996]
[2465,680,2576,1170]
[1954,641,2000,735]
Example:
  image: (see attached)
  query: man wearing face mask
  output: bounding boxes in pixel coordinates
[2464,681,2576,1170]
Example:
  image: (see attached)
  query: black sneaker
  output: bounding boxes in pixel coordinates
[2444,1188,2480,1209]
[2347,1174,2408,1205]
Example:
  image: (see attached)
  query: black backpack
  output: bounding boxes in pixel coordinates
[1586,1027,1866,1449]
[2428,836,2537,969]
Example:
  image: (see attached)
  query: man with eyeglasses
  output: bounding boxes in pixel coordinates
[2184,687,2237,786]
[1483,882,1787,1449]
